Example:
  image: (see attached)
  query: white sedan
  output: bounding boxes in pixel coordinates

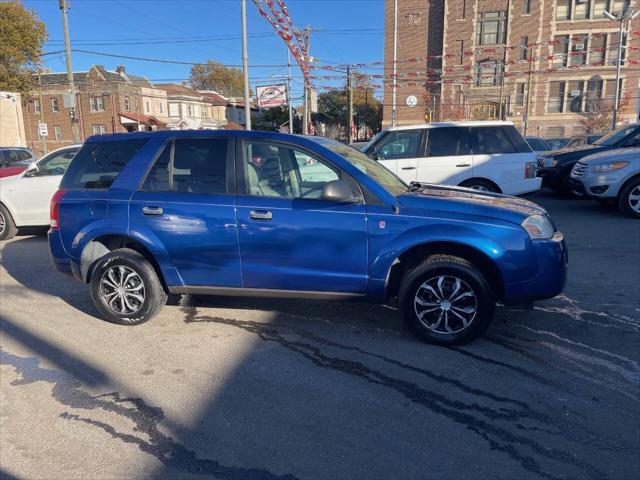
[0,144,81,241]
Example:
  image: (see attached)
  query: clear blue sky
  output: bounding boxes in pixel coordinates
[24,0,385,102]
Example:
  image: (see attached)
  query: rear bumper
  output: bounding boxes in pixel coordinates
[48,229,81,281]
[503,233,568,305]
[501,177,542,196]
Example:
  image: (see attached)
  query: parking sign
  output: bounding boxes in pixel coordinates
[38,123,48,137]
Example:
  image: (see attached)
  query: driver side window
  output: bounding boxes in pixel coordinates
[243,141,339,199]
[374,130,423,160]
[38,150,76,176]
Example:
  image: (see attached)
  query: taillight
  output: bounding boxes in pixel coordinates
[525,162,536,179]
[50,189,67,229]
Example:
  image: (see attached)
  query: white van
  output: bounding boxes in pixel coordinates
[362,121,540,195]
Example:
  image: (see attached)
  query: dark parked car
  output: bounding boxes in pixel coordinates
[49,130,567,345]
[525,136,551,154]
[537,123,640,195]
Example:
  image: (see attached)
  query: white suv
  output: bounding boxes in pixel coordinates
[0,145,80,240]
[363,121,540,195]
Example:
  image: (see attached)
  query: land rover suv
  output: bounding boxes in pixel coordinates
[49,131,567,345]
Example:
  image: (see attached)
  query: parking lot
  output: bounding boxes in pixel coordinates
[0,190,638,480]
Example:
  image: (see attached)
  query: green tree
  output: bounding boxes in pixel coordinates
[0,1,47,96]
[317,82,382,140]
[189,60,249,97]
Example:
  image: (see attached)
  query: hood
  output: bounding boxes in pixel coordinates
[580,147,640,164]
[398,183,547,225]
[543,144,610,162]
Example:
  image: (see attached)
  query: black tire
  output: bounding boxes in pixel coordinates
[89,248,167,325]
[459,179,500,193]
[398,255,495,346]
[0,204,18,241]
[617,177,640,219]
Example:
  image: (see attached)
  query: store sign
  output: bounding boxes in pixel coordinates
[256,85,287,108]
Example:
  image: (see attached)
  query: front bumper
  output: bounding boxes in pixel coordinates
[503,232,568,305]
[570,171,626,199]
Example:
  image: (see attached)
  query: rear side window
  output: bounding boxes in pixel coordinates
[61,139,147,189]
[142,138,228,195]
[471,127,518,155]
[427,127,471,157]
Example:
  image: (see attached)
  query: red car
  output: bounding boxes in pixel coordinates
[0,147,36,178]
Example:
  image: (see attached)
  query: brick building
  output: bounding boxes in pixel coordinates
[383,0,640,138]
[22,65,167,156]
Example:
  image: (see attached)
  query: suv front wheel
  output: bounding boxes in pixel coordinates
[89,248,167,325]
[398,255,495,346]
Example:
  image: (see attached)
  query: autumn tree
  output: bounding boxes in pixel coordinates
[189,61,250,97]
[579,96,630,134]
[0,1,47,96]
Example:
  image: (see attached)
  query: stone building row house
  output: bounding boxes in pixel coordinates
[383,0,640,137]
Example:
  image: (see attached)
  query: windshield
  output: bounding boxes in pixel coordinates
[526,138,549,151]
[594,124,638,146]
[318,139,408,195]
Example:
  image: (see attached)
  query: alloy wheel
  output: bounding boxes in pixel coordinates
[414,275,478,334]
[99,265,146,316]
[628,185,640,214]
[0,211,5,235]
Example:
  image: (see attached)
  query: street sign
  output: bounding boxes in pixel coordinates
[63,93,76,108]
[38,123,48,137]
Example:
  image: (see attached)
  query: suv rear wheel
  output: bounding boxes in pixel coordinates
[398,255,495,346]
[89,248,167,325]
[617,177,640,219]
[459,179,500,193]
[0,204,18,241]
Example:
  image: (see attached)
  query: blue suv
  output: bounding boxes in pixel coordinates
[49,130,567,345]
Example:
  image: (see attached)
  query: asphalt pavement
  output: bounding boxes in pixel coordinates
[1,190,638,480]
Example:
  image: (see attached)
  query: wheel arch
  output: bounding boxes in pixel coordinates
[385,241,504,304]
[458,177,502,193]
[617,172,640,199]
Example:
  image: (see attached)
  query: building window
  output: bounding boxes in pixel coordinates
[556,0,571,20]
[611,0,629,14]
[548,82,566,113]
[158,102,163,114]
[124,97,130,111]
[475,60,503,86]
[89,96,105,112]
[571,34,588,66]
[566,81,585,112]
[585,79,603,112]
[187,104,194,117]
[609,31,626,65]
[462,0,467,19]
[604,78,621,101]
[456,40,464,65]
[590,34,606,65]
[523,0,532,14]
[547,126,565,138]
[144,101,150,114]
[553,35,569,67]
[92,124,108,135]
[51,98,59,112]
[515,83,526,106]
[33,99,41,113]
[574,0,590,19]
[518,37,529,61]
[476,12,507,46]
[54,126,62,140]
[594,0,609,18]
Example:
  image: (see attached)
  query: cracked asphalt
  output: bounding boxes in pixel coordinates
[1,190,638,480]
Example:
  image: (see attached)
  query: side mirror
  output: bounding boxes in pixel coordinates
[24,163,39,177]
[321,180,361,204]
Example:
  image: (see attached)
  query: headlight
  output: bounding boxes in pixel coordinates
[592,161,629,173]
[542,157,558,168]
[521,215,555,240]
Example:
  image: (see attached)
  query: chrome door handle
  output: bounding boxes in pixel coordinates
[142,206,163,216]
[249,210,272,221]
[401,166,417,170]
[456,164,471,168]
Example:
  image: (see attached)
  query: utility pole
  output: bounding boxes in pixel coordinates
[391,0,399,127]
[59,0,80,143]
[364,86,369,140]
[523,44,534,136]
[287,50,294,133]
[347,66,354,143]
[241,0,252,130]
[302,27,311,135]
